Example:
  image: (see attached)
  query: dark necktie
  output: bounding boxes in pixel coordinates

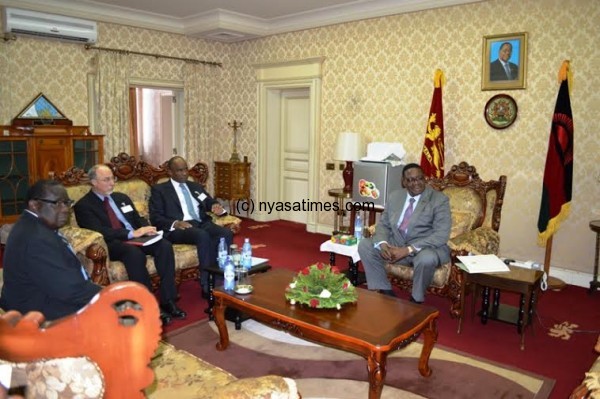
[103,197,123,229]
[399,198,415,234]
[503,63,512,79]
[58,231,89,280]
[180,183,200,221]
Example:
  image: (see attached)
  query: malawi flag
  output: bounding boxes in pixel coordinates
[537,61,574,246]
[420,69,445,178]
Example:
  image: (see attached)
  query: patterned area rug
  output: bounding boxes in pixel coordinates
[165,319,554,399]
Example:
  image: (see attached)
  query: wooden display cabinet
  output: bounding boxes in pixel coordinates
[213,161,250,216]
[0,93,104,224]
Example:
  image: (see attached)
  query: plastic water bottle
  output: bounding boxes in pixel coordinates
[223,256,235,290]
[241,238,252,270]
[217,237,227,269]
[354,213,363,242]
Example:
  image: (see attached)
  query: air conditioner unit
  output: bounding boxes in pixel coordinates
[2,7,97,44]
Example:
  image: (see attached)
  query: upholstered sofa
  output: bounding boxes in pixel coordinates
[54,153,241,288]
[358,161,507,317]
[0,279,299,399]
[570,339,600,399]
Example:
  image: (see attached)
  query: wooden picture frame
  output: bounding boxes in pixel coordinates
[482,32,527,91]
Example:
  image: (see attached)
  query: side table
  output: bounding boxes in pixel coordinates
[319,240,364,286]
[590,220,600,293]
[458,266,543,350]
[327,188,352,234]
[204,260,271,329]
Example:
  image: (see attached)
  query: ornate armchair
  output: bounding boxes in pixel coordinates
[0,281,300,399]
[0,281,161,398]
[363,162,507,317]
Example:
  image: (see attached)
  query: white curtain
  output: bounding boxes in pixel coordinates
[183,63,217,164]
[96,51,131,159]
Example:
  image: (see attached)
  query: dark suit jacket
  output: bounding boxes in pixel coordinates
[490,59,519,81]
[0,211,101,320]
[373,185,452,262]
[74,190,149,243]
[149,180,218,231]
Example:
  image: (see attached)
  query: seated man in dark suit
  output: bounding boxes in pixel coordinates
[74,164,185,325]
[149,156,233,296]
[0,180,101,320]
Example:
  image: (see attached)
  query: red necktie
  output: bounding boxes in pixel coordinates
[399,198,415,234]
[104,197,123,229]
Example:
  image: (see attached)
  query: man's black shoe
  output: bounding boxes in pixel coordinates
[161,301,187,320]
[201,286,210,300]
[160,311,172,326]
[409,296,424,304]
[379,289,397,297]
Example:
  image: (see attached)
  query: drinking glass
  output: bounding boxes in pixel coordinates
[230,244,241,267]
[235,268,252,294]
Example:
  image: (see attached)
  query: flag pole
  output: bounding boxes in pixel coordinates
[543,232,567,290]
[537,60,573,291]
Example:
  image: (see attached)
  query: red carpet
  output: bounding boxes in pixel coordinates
[165,218,599,399]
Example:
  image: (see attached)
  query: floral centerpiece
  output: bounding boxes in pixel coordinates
[285,263,358,309]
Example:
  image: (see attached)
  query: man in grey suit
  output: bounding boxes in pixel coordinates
[358,163,451,303]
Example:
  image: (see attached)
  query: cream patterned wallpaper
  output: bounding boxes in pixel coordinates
[0,0,598,276]
[223,0,600,276]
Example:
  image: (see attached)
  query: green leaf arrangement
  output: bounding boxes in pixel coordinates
[284,263,358,309]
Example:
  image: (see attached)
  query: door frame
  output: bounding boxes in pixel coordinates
[254,58,324,232]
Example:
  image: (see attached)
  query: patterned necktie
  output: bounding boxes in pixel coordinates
[57,231,89,280]
[503,63,512,79]
[180,183,200,221]
[103,197,123,229]
[399,198,415,234]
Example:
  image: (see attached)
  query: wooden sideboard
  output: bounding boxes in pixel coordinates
[213,161,250,216]
[0,125,104,224]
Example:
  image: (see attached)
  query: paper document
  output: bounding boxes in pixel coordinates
[125,230,164,247]
[251,257,269,267]
[457,254,510,273]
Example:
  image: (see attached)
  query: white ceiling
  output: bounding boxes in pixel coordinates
[0,0,484,42]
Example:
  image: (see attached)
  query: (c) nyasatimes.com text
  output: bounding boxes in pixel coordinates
[235,199,375,215]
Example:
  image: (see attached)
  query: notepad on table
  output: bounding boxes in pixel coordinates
[456,254,510,274]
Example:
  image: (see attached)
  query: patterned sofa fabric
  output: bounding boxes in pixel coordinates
[0,357,105,399]
[146,342,299,399]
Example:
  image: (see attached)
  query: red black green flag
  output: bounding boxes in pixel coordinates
[537,61,574,246]
[420,69,445,178]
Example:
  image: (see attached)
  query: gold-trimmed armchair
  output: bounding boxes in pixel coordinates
[364,162,507,317]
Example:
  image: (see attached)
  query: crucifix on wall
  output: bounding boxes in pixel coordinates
[228,120,242,163]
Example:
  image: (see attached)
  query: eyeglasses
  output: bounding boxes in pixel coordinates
[96,176,117,183]
[35,198,75,208]
[404,176,426,183]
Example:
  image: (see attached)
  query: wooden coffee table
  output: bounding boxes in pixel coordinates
[213,269,439,399]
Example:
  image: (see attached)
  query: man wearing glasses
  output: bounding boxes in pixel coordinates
[0,180,101,320]
[74,164,185,326]
[358,163,451,303]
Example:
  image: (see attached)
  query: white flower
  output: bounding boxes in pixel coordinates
[289,282,296,289]
[319,289,332,298]
[290,299,296,305]
[336,304,341,310]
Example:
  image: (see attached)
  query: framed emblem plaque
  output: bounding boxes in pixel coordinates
[484,94,518,129]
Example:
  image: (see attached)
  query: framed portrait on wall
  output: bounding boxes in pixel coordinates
[481,32,528,91]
